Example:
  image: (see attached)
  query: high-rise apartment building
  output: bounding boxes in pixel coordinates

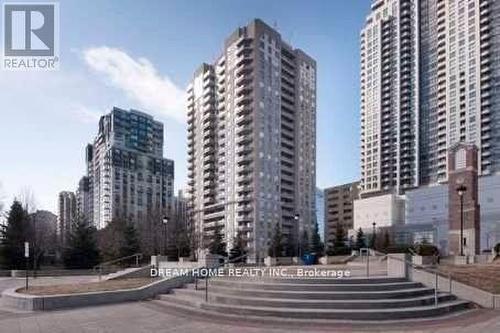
[57,191,76,246]
[172,190,189,231]
[76,176,92,222]
[315,188,325,242]
[360,0,500,197]
[187,19,316,259]
[87,107,174,229]
[324,182,359,248]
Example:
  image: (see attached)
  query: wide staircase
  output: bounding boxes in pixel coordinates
[152,266,475,323]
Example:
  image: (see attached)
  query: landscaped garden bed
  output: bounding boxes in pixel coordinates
[18,278,157,295]
[437,264,500,294]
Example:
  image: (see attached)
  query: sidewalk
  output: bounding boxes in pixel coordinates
[0,300,498,333]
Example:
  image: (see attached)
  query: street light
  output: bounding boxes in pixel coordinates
[294,214,300,258]
[162,216,169,257]
[372,222,376,249]
[456,185,467,256]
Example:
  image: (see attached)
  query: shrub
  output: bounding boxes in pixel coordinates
[413,244,439,256]
[385,245,412,254]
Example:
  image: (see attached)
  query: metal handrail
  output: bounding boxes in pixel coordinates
[93,253,143,281]
[199,253,253,302]
[378,250,454,308]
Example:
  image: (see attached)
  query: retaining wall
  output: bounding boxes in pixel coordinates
[386,253,500,309]
[1,274,194,311]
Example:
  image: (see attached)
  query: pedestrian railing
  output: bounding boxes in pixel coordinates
[93,253,143,281]
[194,253,255,303]
[372,250,454,308]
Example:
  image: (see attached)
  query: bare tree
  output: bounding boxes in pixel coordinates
[0,182,6,226]
[15,189,56,271]
[97,218,125,262]
[166,208,191,260]
[18,187,37,214]
[0,181,5,214]
[138,207,164,257]
[29,211,58,271]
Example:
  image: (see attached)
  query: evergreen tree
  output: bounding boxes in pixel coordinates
[370,229,376,249]
[63,219,100,269]
[285,236,297,257]
[310,221,324,256]
[120,223,140,258]
[333,223,350,255]
[0,200,29,269]
[97,219,124,262]
[229,233,246,262]
[174,225,191,259]
[299,230,310,256]
[383,229,391,252]
[268,223,284,257]
[355,228,366,250]
[208,226,227,257]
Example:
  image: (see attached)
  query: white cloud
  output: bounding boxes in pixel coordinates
[0,47,188,212]
[83,47,186,123]
[71,104,104,124]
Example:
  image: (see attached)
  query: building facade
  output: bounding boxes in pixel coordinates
[87,107,174,229]
[57,191,76,246]
[172,190,189,231]
[448,143,480,255]
[360,0,420,197]
[324,182,359,248]
[405,173,500,253]
[187,19,316,259]
[360,0,500,197]
[315,188,325,242]
[76,176,92,223]
[353,193,406,232]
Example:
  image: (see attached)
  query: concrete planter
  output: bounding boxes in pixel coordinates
[264,257,277,267]
[453,255,470,265]
[407,265,500,309]
[412,255,435,266]
[319,255,355,265]
[1,274,194,311]
[10,269,114,278]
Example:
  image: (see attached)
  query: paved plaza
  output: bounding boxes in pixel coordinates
[0,276,499,333]
[0,300,499,333]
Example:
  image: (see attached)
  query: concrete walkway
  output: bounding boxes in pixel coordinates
[0,300,498,333]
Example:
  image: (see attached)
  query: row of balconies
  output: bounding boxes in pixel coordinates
[237,154,253,166]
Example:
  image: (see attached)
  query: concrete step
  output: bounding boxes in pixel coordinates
[275,267,388,275]
[163,290,457,309]
[206,279,424,292]
[156,294,472,320]
[211,276,405,284]
[181,285,437,300]
[150,296,478,327]
[200,300,473,320]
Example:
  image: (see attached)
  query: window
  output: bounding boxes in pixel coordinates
[455,148,466,170]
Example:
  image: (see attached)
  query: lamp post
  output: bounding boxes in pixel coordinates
[372,222,376,249]
[162,216,169,257]
[456,185,467,256]
[294,214,300,258]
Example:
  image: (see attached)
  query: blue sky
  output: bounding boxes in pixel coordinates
[0,0,370,212]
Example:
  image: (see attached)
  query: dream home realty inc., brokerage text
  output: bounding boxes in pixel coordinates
[151,267,352,279]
